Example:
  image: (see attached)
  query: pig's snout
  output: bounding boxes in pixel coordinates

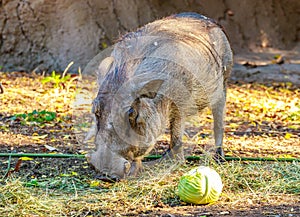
[86,149,132,181]
[94,160,131,182]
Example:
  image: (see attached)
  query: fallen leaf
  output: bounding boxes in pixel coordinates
[285,133,292,139]
[32,134,48,140]
[90,180,100,187]
[44,144,57,151]
[20,157,33,161]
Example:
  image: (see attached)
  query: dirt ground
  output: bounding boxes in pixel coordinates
[0,70,299,216]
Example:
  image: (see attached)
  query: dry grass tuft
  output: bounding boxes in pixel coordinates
[0,179,65,216]
[1,160,299,216]
[0,73,299,216]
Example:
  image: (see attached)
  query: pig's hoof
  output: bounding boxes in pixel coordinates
[95,175,120,183]
[161,149,174,161]
[213,147,225,164]
[161,148,184,162]
[128,161,143,177]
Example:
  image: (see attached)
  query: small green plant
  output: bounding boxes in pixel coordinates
[11,110,56,124]
[41,71,72,88]
[41,62,78,90]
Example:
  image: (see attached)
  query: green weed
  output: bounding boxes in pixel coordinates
[41,71,72,88]
[10,110,56,125]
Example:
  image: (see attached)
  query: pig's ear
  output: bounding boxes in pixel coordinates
[138,79,164,99]
[97,56,114,78]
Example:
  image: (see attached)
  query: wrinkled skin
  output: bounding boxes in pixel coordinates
[87,12,233,180]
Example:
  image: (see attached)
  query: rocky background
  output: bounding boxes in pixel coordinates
[0,0,299,83]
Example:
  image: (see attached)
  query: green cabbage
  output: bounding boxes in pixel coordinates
[178,166,223,204]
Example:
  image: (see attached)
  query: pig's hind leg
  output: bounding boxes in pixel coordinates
[211,91,226,162]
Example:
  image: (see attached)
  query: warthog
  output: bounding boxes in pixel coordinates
[87,12,233,180]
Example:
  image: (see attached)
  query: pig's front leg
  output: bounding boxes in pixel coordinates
[164,105,185,160]
[211,92,226,162]
[128,158,143,177]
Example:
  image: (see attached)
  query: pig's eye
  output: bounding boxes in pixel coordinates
[127,106,146,136]
[128,107,137,119]
[127,107,138,126]
[128,107,135,115]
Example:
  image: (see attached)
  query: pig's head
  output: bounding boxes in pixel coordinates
[89,56,166,179]
[86,143,131,180]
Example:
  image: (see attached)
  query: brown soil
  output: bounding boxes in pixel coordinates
[0,71,299,216]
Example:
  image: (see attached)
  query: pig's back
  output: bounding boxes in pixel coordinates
[113,13,233,109]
